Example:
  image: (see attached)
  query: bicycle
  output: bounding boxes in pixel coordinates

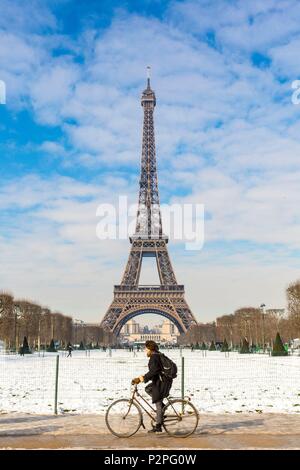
[105,383,199,438]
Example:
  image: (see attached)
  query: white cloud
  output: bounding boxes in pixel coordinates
[30,63,81,125]
[169,0,300,52]
[270,36,300,76]
[0,0,57,33]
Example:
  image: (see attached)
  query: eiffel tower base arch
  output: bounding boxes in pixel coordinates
[113,308,182,336]
[101,284,197,338]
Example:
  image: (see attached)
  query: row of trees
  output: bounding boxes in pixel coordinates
[179,280,300,347]
[2,279,300,350]
[185,334,288,356]
[0,292,73,350]
[74,323,115,348]
[0,292,115,351]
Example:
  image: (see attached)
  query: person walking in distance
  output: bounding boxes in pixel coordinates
[66,343,73,357]
[131,340,175,434]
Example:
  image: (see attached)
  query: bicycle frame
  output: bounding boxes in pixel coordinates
[128,385,157,422]
[128,385,186,425]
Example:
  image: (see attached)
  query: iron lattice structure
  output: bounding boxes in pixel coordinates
[100,75,198,336]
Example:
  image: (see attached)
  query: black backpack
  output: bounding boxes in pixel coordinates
[158,353,177,380]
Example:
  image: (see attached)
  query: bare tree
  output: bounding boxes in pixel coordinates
[233,307,261,346]
[178,322,216,346]
[40,307,52,348]
[287,280,300,338]
[0,292,14,348]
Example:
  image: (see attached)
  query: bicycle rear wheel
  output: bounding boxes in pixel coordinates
[105,399,142,437]
[163,399,199,437]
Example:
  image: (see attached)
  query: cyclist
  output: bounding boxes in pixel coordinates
[131,340,172,434]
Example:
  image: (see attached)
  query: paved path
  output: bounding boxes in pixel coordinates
[1,412,300,449]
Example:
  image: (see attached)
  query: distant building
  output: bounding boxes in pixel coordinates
[122,319,141,335]
[120,319,179,345]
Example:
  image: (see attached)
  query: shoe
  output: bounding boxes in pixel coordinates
[148,425,163,434]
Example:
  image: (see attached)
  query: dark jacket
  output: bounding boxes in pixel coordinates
[143,352,172,403]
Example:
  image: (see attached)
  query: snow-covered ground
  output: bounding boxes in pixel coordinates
[1,349,299,415]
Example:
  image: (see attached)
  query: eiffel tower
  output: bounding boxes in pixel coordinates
[100,69,198,337]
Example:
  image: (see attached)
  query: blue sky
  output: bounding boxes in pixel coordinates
[1,0,300,324]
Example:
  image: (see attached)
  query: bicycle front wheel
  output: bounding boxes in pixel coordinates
[105,399,142,437]
[163,399,199,437]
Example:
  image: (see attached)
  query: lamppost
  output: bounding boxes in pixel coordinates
[13,304,22,352]
[260,304,266,353]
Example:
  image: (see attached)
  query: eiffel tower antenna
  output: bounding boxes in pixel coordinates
[147,65,151,87]
[100,72,198,338]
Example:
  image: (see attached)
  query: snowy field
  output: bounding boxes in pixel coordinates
[1,349,300,415]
